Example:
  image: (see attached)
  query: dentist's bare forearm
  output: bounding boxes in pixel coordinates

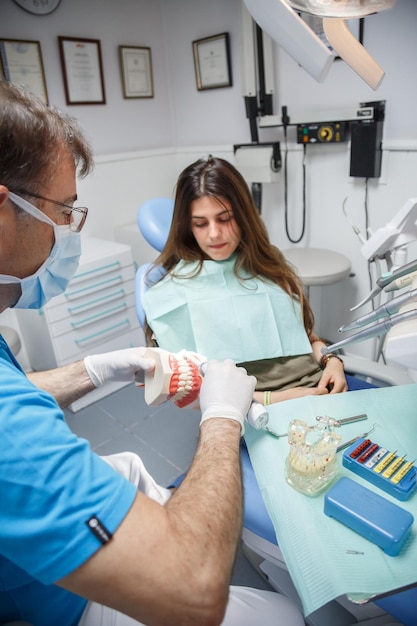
[27,360,95,408]
[58,418,243,626]
[167,418,243,579]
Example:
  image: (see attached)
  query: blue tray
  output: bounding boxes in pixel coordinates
[342,437,417,501]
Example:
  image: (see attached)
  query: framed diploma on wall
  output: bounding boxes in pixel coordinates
[0,39,48,103]
[192,32,232,91]
[58,36,106,105]
[119,46,154,98]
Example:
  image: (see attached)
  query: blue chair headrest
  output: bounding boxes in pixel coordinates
[137,197,174,252]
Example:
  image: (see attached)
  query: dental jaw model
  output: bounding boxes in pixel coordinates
[142,347,205,409]
[141,347,269,430]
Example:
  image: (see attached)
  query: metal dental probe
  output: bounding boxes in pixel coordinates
[316,413,368,427]
[265,426,288,438]
[336,423,377,453]
[266,414,370,442]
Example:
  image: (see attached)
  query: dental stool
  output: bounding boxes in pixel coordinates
[135,197,412,626]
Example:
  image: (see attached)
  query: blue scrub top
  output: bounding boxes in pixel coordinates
[0,334,137,625]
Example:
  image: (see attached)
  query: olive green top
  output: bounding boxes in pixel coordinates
[238,353,321,391]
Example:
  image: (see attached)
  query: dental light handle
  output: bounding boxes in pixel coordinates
[323,309,417,354]
[340,288,417,332]
[199,362,269,430]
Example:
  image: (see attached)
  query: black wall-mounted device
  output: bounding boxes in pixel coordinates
[349,100,386,178]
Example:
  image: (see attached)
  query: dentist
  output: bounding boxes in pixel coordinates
[0,81,304,626]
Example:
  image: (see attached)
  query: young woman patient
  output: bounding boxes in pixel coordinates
[142,155,349,406]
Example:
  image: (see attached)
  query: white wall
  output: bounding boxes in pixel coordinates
[2,0,174,153]
[2,0,417,365]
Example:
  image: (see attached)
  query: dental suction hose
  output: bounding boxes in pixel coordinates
[199,362,269,430]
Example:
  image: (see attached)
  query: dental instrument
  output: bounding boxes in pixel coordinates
[336,423,377,453]
[340,288,417,332]
[316,413,368,427]
[266,413,368,440]
[322,308,417,355]
[265,426,288,438]
[350,264,417,312]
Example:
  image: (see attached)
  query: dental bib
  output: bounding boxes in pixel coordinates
[143,257,312,362]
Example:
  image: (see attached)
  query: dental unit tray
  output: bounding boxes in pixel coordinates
[342,437,417,501]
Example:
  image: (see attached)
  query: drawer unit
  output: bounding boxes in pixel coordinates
[16,237,144,411]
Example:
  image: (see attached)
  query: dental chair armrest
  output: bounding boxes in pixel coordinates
[343,353,414,387]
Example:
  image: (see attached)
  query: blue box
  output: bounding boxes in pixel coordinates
[342,438,417,501]
[324,477,414,556]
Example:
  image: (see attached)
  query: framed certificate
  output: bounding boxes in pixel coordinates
[58,36,106,105]
[119,45,154,98]
[192,32,232,91]
[0,39,48,103]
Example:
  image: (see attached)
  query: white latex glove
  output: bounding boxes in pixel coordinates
[199,359,256,436]
[84,347,156,387]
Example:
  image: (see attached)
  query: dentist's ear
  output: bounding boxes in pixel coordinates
[0,185,10,208]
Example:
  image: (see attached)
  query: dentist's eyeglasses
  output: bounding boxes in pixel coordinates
[11,189,88,232]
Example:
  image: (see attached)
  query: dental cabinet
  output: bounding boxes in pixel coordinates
[16,237,142,412]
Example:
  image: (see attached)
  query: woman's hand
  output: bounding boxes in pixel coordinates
[317,359,348,394]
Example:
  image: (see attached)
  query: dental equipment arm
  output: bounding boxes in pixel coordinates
[322,309,417,354]
[361,198,417,262]
[350,198,417,311]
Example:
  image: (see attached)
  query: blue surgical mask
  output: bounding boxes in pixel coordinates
[0,192,81,309]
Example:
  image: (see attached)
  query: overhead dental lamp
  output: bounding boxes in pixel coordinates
[243,0,399,89]
[284,0,398,18]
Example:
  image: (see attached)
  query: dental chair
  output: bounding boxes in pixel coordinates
[135,197,415,626]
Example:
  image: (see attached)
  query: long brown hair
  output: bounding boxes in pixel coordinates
[145,156,314,343]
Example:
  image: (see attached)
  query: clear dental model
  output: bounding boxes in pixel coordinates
[285,417,342,496]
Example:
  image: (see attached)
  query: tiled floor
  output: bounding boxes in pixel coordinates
[64,382,272,590]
